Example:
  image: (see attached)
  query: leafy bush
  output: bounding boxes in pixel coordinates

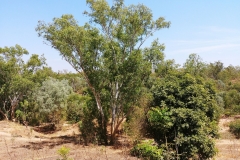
[229,120,240,138]
[77,93,100,145]
[66,93,85,123]
[131,140,163,160]
[148,73,219,159]
[78,120,97,145]
[223,89,240,110]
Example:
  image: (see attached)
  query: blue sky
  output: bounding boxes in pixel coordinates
[1,1,240,72]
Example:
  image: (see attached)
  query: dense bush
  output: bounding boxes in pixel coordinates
[233,105,240,114]
[147,73,219,159]
[131,140,163,160]
[229,120,240,138]
[77,92,99,145]
[222,89,240,110]
[66,93,85,123]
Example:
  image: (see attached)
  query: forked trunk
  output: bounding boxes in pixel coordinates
[110,117,125,144]
[9,95,19,120]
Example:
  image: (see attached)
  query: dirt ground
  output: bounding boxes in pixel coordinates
[0,117,240,160]
[215,117,240,160]
[0,121,137,160]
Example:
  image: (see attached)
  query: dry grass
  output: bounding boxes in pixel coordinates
[1,116,240,160]
[215,117,240,160]
[0,121,137,160]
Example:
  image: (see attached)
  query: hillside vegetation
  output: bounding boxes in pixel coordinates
[1,0,240,159]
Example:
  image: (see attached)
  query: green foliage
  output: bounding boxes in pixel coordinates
[16,99,41,126]
[183,53,207,77]
[147,107,173,134]
[57,146,73,160]
[216,93,225,110]
[143,39,165,73]
[233,105,240,114]
[231,81,240,92]
[207,61,224,80]
[148,73,220,159]
[131,140,163,160]
[66,93,85,123]
[229,120,240,138]
[76,90,99,145]
[218,65,240,83]
[78,119,97,145]
[222,89,240,110]
[156,59,180,78]
[15,109,26,121]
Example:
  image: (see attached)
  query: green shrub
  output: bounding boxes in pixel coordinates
[229,120,240,138]
[78,120,97,145]
[57,146,73,160]
[131,140,163,160]
[233,105,240,114]
[147,74,219,159]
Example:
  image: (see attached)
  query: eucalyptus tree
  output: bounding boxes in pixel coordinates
[143,39,165,73]
[183,53,207,77]
[207,61,224,80]
[36,0,170,143]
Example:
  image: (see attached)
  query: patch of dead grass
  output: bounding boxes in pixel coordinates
[0,120,137,160]
[215,116,240,160]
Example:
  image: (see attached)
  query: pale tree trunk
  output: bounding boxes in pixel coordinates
[110,81,126,144]
[110,116,125,144]
[110,105,134,144]
[111,82,119,137]
[9,95,19,120]
[151,62,155,73]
